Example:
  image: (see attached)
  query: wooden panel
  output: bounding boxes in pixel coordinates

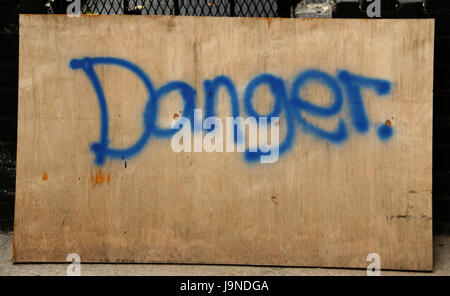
[14,15,434,270]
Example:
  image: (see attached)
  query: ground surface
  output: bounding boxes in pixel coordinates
[1,232,449,276]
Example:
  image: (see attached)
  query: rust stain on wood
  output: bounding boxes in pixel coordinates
[96,169,105,184]
[271,195,279,204]
[90,169,95,186]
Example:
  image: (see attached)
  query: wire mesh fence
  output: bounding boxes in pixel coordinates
[79,0,294,17]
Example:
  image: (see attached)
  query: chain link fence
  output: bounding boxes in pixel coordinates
[54,0,298,17]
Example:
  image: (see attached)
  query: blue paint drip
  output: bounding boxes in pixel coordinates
[377,124,393,141]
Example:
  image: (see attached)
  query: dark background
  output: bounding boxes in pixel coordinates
[1,0,449,233]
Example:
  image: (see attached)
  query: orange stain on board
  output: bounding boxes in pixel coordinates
[266,17,272,27]
[91,169,110,185]
[90,170,95,185]
[96,169,105,184]
[42,172,48,181]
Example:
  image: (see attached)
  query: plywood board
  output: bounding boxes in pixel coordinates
[14,15,434,270]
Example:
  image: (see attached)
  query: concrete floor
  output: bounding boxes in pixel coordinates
[1,231,449,276]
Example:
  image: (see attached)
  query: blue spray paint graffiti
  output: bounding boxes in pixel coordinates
[291,69,347,144]
[70,57,394,166]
